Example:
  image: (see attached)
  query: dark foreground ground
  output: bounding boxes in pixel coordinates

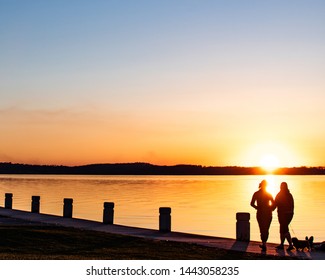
[0,224,297,260]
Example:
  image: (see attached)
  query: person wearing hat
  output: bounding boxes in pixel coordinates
[250,180,275,251]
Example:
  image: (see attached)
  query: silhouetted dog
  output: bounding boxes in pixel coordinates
[292,236,314,251]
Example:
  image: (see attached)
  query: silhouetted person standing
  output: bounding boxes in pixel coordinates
[250,180,274,251]
[274,182,294,251]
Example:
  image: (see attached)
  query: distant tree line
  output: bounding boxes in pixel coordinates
[1,162,325,175]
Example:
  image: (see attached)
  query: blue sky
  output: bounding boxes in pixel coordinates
[1,0,325,166]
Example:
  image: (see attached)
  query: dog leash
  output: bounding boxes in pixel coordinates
[289,224,297,237]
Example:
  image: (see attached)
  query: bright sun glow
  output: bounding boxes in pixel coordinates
[264,175,278,197]
[259,154,280,173]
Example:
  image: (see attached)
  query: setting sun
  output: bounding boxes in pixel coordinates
[259,154,280,173]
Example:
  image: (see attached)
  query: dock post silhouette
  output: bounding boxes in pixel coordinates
[159,207,171,232]
[236,212,250,241]
[5,193,13,209]
[103,202,114,224]
[31,196,40,213]
[63,198,73,218]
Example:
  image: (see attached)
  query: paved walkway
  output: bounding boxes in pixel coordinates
[1,207,324,259]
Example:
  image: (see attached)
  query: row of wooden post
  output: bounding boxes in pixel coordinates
[3,193,172,233]
[3,193,250,240]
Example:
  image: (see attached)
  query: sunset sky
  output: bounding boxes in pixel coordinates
[1,0,324,167]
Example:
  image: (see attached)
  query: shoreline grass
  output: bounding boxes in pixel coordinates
[0,224,297,260]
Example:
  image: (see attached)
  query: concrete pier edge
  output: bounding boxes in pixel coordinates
[0,207,324,259]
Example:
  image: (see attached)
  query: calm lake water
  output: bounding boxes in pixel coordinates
[0,174,324,243]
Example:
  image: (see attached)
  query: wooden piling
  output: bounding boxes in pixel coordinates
[63,198,73,218]
[5,193,13,209]
[31,196,40,213]
[236,212,250,241]
[159,207,171,232]
[103,202,114,224]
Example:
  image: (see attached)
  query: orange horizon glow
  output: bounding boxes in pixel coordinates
[0,108,316,167]
[0,112,318,169]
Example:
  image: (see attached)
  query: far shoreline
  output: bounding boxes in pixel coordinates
[1,162,325,176]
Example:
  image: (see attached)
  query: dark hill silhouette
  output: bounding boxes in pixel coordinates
[0,162,325,175]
